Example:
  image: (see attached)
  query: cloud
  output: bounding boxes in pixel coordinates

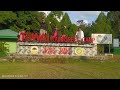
[77,11,108,17]
[76,11,102,23]
[38,11,108,24]
[66,11,108,24]
[84,20,89,24]
[38,11,64,22]
[77,11,101,16]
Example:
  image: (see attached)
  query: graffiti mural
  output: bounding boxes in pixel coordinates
[31,46,38,55]
[17,42,97,56]
[74,47,85,56]
[41,46,56,55]
[40,46,72,55]
[17,46,31,55]
[59,47,72,55]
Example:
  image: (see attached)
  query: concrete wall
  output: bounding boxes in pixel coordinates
[0,39,17,53]
[0,39,17,54]
[5,42,17,53]
[17,42,97,56]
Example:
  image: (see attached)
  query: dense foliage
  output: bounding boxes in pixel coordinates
[0,11,119,38]
[0,42,9,57]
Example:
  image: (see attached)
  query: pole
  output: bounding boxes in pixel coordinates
[109,44,110,53]
[103,44,104,54]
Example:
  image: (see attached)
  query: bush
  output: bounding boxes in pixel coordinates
[0,42,9,57]
[97,44,104,54]
[0,51,7,57]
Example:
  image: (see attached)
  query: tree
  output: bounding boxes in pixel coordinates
[90,12,113,54]
[60,12,72,36]
[0,42,9,57]
[0,11,17,29]
[50,11,64,19]
[83,25,92,37]
[107,11,120,39]
[10,11,45,32]
[61,12,71,29]
[46,12,59,29]
[45,11,64,35]
[92,11,112,34]
[68,24,78,36]
[36,12,46,23]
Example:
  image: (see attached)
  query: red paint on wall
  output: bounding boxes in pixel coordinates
[18,32,95,43]
[42,47,56,54]
[59,47,71,54]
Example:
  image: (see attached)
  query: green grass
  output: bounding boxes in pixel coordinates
[0,58,120,79]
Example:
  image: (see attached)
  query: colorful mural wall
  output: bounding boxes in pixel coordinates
[17,42,97,56]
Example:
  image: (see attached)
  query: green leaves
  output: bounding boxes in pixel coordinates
[91,12,112,34]
[0,11,77,37]
[0,42,9,57]
[0,11,46,32]
[0,11,17,30]
[61,12,71,28]
[0,11,117,39]
[107,11,120,39]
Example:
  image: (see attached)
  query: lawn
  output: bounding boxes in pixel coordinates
[0,57,120,79]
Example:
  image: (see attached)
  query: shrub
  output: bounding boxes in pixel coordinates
[0,42,9,57]
[97,44,104,54]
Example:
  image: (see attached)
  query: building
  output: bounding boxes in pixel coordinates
[0,29,18,54]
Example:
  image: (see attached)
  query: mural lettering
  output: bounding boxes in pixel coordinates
[42,46,56,54]
[18,32,95,43]
[41,47,72,55]
[59,47,71,55]
[17,43,97,56]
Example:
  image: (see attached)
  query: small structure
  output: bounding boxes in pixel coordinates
[113,38,120,54]
[16,31,97,57]
[0,29,18,54]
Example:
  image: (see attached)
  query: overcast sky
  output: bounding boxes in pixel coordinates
[39,11,107,24]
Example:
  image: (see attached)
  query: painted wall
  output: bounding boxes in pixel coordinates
[17,43,97,56]
[0,39,17,54]
[5,42,17,53]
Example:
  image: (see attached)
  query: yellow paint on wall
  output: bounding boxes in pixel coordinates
[5,42,17,53]
[75,47,85,56]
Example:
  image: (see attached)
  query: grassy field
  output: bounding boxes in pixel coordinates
[0,56,120,79]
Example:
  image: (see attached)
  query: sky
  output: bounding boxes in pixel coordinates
[39,11,107,25]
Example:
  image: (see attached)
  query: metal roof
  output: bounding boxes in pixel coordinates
[0,29,18,38]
